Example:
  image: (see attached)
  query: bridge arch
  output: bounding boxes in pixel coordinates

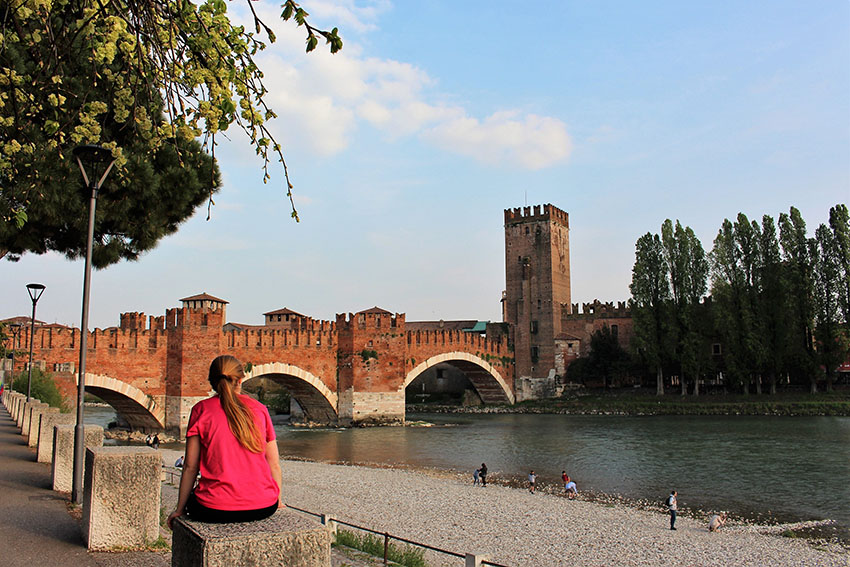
[83,373,165,430]
[404,352,515,404]
[243,363,338,424]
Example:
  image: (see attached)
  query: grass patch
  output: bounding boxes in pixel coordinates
[334,528,427,567]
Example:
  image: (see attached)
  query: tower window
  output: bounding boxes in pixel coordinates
[531,320,538,334]
[525,226,529,235]
[531,346,539,363]
[611,325,618,337]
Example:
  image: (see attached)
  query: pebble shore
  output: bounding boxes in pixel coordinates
[281,459,847,567]
[158,451,847,567]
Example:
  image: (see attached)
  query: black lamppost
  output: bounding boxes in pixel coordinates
[72,144,115,505]
[7,323,22,391]
[25,283,45,402]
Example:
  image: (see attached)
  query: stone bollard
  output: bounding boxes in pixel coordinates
[21,400,45,434]
[12,393,23,421]
[172,509,332,567]
[82,446,161,551]
[29,406,57,447]
[52,424,104,493]
[465,553,489,567]
[37,412,76,463]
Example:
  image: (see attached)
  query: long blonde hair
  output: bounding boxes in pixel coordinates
[208,355,263,453]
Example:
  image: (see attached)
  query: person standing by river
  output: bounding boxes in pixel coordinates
[667,490,678,530]
[480,463,488,487]
[528,470,536,494]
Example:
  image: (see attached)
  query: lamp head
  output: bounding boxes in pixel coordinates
[73,144,115,190]
[26,283,45,303]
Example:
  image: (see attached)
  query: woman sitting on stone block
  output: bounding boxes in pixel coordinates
[167,355,282,527]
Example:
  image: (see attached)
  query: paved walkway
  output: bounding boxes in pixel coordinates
[0,405,169,567]
[0,404,373,567]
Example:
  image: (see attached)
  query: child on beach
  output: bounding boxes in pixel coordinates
[480,463,487,487]
[709,512,726,532]
[528,471,536,494]
[473,468,480,486]
[565,479,577,499]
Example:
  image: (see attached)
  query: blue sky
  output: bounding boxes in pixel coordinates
[2,0,848,329]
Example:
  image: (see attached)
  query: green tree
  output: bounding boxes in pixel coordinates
[661,220,709,395]
[587,325,632,388]
[709,215,764,394]
[630,232,671,395]
[11,367,65,409]
[779,207,817,392]
[1,0,341,263]
[812,223,846,392]
[756,215,788,394]
[829,204,850,324]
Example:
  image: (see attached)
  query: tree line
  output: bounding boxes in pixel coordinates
[571,204,848,395]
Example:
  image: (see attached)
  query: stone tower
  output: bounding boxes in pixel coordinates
[336,307,406,425]
[165,293,228,436]
[503,204,571,400]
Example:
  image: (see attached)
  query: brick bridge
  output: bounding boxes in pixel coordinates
[8,294,514,436]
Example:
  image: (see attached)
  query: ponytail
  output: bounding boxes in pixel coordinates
[208,355,264,453]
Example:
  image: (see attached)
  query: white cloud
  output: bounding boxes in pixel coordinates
[234,3,571,169]
[423,111,573,170]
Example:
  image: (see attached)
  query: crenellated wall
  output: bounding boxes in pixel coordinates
[3,300,514,433]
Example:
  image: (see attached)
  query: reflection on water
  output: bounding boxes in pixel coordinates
[86,403,850,528]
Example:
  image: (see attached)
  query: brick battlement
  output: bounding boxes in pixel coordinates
[224,326,337,349]
[406,329,509,354]
[565,300,631,319]
[336,310,405,330]
[504,204,569,228]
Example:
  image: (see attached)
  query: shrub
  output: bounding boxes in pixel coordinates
[11,368,65,409]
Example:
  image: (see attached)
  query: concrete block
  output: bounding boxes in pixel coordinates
[82,446,161,551]
[52,424,103,493]
[21,400,45,433]
[172,509,332,567]
[37,412,76,463]
[29,406,58,447]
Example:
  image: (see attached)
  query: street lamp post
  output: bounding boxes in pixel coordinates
[71,144,115,505]
[25,283,46,402]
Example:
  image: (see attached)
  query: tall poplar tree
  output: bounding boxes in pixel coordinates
[779,207,817,392]
[756,215,788,394]
[710,215,764,394]
[630,232,670,395]
[661,220,709,395]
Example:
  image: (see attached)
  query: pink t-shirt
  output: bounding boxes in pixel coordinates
[186,395,279,511]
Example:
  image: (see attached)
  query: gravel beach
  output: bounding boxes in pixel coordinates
[159,451,847,567]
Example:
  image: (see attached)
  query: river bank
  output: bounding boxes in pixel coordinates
[408,389,850,417]
[158,450,846,566]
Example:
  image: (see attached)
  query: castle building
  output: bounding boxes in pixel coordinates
[503,204,633,398]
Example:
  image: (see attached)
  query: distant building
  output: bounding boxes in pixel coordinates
[502,204,632,399]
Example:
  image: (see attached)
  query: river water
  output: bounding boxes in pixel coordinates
[86,407,850,530]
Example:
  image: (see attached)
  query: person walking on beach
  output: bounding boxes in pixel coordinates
[667,490,678,530]
[473,467,480,486]
[480,463,488,487]
[528,470,537,494]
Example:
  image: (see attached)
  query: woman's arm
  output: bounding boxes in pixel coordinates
[264,439,283,506]
[167,435,201,530]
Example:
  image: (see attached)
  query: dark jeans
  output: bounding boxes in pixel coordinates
[670,509,677,529]
[185,492,278,523]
